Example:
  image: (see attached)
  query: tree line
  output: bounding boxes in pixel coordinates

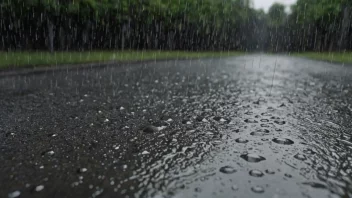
[0,0,351,52]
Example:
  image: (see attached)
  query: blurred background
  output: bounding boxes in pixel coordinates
[1,0,351,53]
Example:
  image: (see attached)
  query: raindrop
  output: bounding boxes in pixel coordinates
[120,106,125,110]
[294,154,307,161]
[231,185,239,191]
[142,125,159,133]
[284,173,292,178]
[8,191,20,198]
[303,149,316,155]
[142,151,150,155]
[272,138,294,145]
[104,119,109,122]
[195,187,202,192]
[92,189,104,197]
[41,150,54,156]
[182,120,192,125]
[274,120,286,125]
[251,186,265,193]
[6,132,15,137]
[240,153,266,163]
[250,129,270,136]
[260,124,270,127]
[235,138,249,143]
[35,185,44,192]
[249,169,264,177]
[77,168,87,173]
[265,169,275,174]
[219,118,227,122]
[219,166,237,174]
[245,111,254,115]
[157,126,167,131]
[205,132,214,136]
[244,119,258,123]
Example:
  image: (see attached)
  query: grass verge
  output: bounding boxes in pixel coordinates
[0,51,245,69]
[292,52,352,64]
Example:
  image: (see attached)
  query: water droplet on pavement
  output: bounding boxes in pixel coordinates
[251,185,265,193]
[244,119,258,123]
[143,125,159,133]
[249,169,264,177]
[231,185,239,191]
[77,168,87,173]
[235,138,249,143]
[294,154,307,161]
[219,166,237,174]
[8,191,20,198]
[35,185,44,192]
[274,120,286,125]
[272,138,294,145]
[240,153,266,163]
[250,129,270,136]
[195,187,202,192]
[284,173,292,178]
[42,150,54,156]
[265,169,275,174]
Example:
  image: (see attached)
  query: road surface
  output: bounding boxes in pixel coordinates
[0,55,352,198]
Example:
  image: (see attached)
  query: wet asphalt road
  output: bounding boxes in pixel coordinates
[0,54,352,198]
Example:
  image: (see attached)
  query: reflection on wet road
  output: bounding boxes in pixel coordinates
[0,55,352,198]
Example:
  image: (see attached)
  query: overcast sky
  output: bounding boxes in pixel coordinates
[252,0,297,12]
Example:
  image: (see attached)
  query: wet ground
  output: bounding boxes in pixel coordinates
[0,54,352,198]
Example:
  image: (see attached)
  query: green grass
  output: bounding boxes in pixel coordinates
[0,50,245,69]
[292,52,352,64]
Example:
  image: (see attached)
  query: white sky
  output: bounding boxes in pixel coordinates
[252,0,297,12]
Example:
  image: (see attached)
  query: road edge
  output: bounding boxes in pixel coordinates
[0,58,199,77]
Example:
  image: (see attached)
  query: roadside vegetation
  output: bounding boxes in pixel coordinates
[0,51,245,69]
[1,0,350,52]
[0,0,351,68]
[292,52,352,64]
